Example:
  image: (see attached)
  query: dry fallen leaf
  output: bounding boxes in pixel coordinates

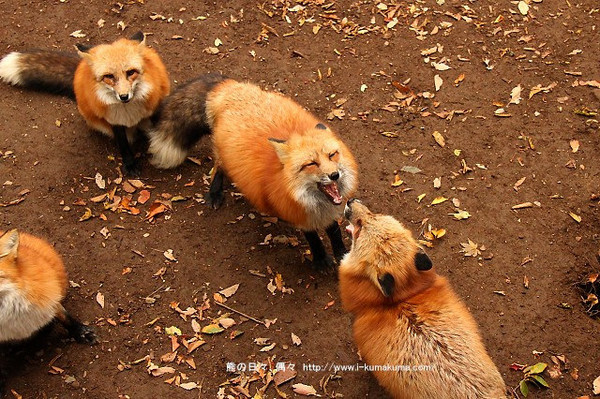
[95,173,106,190]
[569,212,582,223]
[219,284,240,298]
[292,383,318,396]
[570,139,580,153]
[96,292,105,309]
[460,239,481,257]
[291,333,302,346]
[434,74,443,91]
[593,375,600,395]
[432,131,446,147]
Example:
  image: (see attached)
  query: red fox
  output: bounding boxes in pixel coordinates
[339,200,508,398]
[0,32,170,175]
[0,229,96,394]
[147,75,358,268]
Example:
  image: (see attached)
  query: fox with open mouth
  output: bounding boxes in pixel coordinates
[147,75,358,269]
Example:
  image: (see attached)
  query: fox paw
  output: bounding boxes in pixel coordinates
[123,161,141,177]
[312,254,336,272]
[72,325,98,345]
[207,190,224,210]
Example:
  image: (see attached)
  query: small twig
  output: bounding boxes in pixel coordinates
[215,302,265,326]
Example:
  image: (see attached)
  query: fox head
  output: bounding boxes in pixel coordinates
[0,229,19,282]
[268,123,357,208]
[76,31,150,104]
[340,200,434,304]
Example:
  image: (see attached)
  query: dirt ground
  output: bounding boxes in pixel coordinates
[0,0,599,398]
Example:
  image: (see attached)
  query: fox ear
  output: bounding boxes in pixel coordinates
[268,138,289,162]
[75,43,93,61]
[315,123,327,130]
[378,273,395,297]
[130,31,146,45]
[415,250,432,271]
[0,229,19,258]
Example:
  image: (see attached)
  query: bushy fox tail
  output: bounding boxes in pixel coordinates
[148,73,227,169]
[0,50,80,99]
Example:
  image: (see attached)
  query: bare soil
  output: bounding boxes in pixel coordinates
[0,0,599,398]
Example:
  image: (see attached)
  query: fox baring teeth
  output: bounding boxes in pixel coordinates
[147,75,358,269]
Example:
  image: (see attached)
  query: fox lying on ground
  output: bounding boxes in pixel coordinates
[147,75,358,268]
[339,200,508,399]
[0,229,96,396]
[0,32,170,175]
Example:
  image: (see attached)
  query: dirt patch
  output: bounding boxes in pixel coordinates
[0,0,598,398]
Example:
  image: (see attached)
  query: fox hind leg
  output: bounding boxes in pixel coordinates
[207,168,225,209]
[55,305,97,344]
[326,221,347,261]
[304,230,334,271]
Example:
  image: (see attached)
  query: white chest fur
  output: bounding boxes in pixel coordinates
[0,280,57,342]
[104,100,151,127]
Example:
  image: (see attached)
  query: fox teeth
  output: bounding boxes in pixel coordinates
[319,182,342,205]
[346,223,355,235]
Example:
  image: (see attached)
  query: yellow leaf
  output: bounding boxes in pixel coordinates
[432,131,446,147]
[431,228,446,238]
[417,193,426,203]
[569,139,579,153]
[569,212,581,223]
[391,174,404,187]
[165,326,182,336]
[452,210,471,220]
[431,196,448,205]
[453,149,461,156]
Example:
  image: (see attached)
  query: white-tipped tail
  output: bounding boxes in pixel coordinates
[0,52,24,85]
[148,131,188,169]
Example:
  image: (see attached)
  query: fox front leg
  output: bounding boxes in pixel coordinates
[325,221,347,261]
[113,125,140,176]
[0,362,6,399]
[304,230,334,270]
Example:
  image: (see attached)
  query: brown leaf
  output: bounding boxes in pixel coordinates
[138,189,151,204]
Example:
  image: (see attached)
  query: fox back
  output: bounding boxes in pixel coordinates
[73,33,169,133]
[0,230,67,342]
[340,202,507,399]
[207,80,358,230]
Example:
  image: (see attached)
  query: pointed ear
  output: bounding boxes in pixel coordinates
[415,250,432,271]
[130,31,146,45]
[0,229,19,258]
[378,273,395,297]
[268,138,289,162]
[75,43,93,61]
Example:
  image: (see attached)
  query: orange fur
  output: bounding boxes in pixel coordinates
[73,36,169,137]
[207,80,358,230]
[0,230,66,309]
[339,202,507,398]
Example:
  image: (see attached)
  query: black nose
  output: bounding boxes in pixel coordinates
[119,94,130,102]
[329,171,340,181]
[344,198,358,219]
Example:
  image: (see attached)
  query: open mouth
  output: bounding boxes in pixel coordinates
[345,222,360,242]
[318,182,342,205]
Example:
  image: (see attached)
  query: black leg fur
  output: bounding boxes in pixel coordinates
[113,125,139,176]
[326,221,347,261]
[56,307,97,345]
[207,169,225,209]
[304,230,334,270]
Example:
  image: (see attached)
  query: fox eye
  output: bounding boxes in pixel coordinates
[300,161,318,171]
[329,151,339,159]
[103,74,115,81]
[126,69,139,77]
